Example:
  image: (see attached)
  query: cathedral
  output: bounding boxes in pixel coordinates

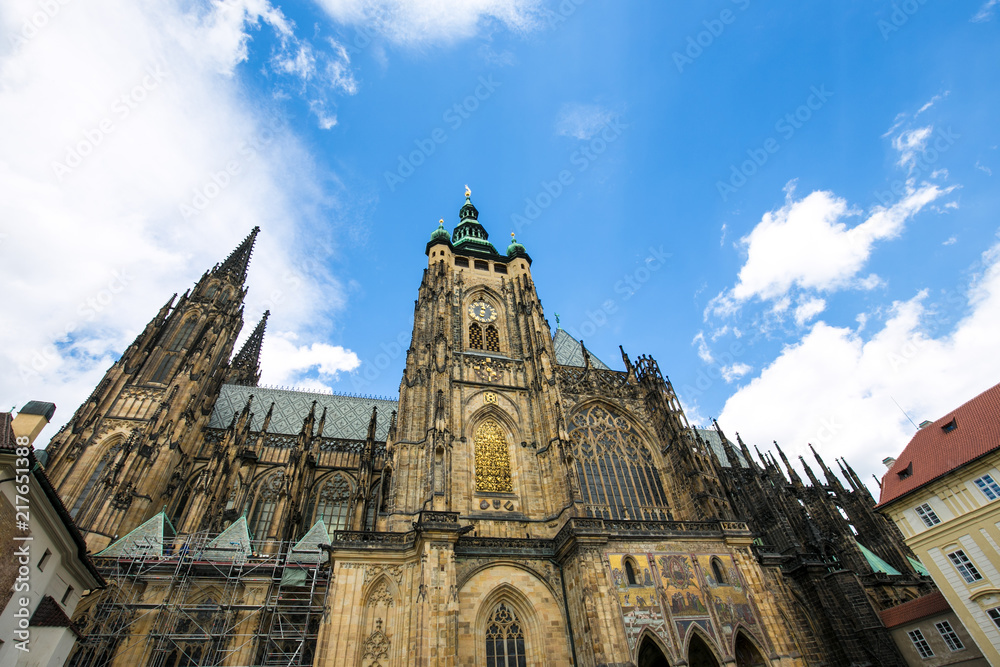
[47,191,937,666]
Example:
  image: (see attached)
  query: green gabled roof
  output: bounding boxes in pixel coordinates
[287,519,329,563]
[96,512,176,558]
[199,516,252,563]
[552,328,611,370]
[856,541,901,575]
[908,556,929,576]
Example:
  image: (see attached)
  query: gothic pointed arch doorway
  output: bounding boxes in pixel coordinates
[688,633,721,667]
[637,634,670,667]
[735,632,768,666]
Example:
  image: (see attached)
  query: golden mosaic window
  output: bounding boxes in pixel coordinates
[469,322,484,349]
[568,405,669,520]
[474,419,512,493]
[484,325,499,352]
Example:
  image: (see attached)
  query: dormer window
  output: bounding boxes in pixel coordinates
[897,461,913,480]
[942,418,957,433]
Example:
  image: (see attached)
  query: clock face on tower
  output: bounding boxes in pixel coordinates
[468,299,497,323]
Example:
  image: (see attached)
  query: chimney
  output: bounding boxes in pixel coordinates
[882,456,897,470]
[12,401,57,447]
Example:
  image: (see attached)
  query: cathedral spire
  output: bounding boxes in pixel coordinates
[229,311,268,386]
[774,441,803,487]
[214,226,260,285]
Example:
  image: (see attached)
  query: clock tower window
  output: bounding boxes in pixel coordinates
[469,323,484,350]
[484,325,499,352]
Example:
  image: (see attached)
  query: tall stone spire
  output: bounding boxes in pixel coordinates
[214,226,260,285]
[229,310,269,386]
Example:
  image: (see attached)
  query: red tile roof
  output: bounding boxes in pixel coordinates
[878,382,1000,506]
[0,412,16,451]
[29,595,74,628]
[879,591,952,628]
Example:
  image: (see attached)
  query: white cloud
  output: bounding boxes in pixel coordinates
[261,331,361,385]
[0,0,357,444]
[794,297,826,325]
[707,183,951,316]
[721,363,752,383]
[943,236,957,246]
[313,0,546,46]
[555,103,617,140]
[693,332,714,363]
[718,235,1000,491]
[976,160,993,176]
[972,0,999,21]
[892,126,933,171]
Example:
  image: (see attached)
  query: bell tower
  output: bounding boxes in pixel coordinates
[44,227,266,550]
[386,189,573,534]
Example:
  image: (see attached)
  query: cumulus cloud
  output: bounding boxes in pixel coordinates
[721,363,752,383]
[313,0,546,46]
[0,0,357,444]
[707,183,951,316]
[718,234,1000,491]
[555,103,617,140]
[261,331,361,385]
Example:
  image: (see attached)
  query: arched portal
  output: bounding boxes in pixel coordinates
[689,633,721,667]
[735,632,768,666]
[637,634,670,667]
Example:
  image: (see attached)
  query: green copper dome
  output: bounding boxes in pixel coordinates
[430,219,449,242]
[507,232,526,256]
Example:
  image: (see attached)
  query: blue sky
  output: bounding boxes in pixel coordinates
[2,0,999,493]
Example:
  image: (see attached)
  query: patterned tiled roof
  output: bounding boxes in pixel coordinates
[0,412,14,451]
[552,328,611,370]
[878,591,951,628]
[879,382,1000,506]
[29,596,73,628]
[208,384,398,441]
[696,428,749,468]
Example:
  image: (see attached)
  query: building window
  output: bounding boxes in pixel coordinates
[947,550,983,584]
[150,355,177,384]
[455,257,469,267]
[62,586,75,605]
[71,459,107,518]
[38,549,52,571]
[710,558,727,585]
[474,419,512,493]
[624,559,637,585]
[907,629,934,658]
[494,264,507,274]
[469,323,484,350]
[942,417,957,433]
[988,606,1000,629]
[250,473,283,540]
[974,474,1000,501]
[311,474,352,538]
[915,503,941,527]
[484,325,500,352]
[485,602,526,667]
[568,405,669,521]
[475,260,489,271]
[935,621,964,651]
[168,319,197,351]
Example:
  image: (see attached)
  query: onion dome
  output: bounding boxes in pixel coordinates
[507,232,526,256]
[430,218,449,242]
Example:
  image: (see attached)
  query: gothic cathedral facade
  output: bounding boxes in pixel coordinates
[49,192,933,667]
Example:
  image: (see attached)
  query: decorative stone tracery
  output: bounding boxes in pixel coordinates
[474,419,512,493]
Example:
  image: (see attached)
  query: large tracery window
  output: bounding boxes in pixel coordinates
[168,318,198,351]
[469,323,484,349]
[475,419,512,493]
[310,474,352,538]
[485,603,526,667]
[250,473,283,539]
[484,325,500,352]
[568,405,669,521]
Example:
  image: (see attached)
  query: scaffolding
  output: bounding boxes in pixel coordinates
[66,516,330,667]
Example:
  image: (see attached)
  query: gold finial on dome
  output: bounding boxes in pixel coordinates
[440,218,444,225]
[465,184,471,198]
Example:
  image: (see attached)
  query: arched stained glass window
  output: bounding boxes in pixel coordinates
[485,603,526,667]
[168,318,198,351]
[250,473,283,539]
[150,355,177,384]
[484,325,500,352]
[568,405,669,521]
[469,323,484,349]
[311,474,352,538]
[71,459,107,519]
[474,419,512,493]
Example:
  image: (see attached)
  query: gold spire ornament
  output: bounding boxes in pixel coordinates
[465,185,471,198]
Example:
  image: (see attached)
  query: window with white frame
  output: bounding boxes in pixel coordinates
[914,503,941,527]
[947,550,983,584]
[934,620,964,651]
[973,474,1000,501]
[988,607,1000,629]
[907,629,934,658]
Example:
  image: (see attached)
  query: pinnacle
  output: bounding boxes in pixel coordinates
[214,227,260,285]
